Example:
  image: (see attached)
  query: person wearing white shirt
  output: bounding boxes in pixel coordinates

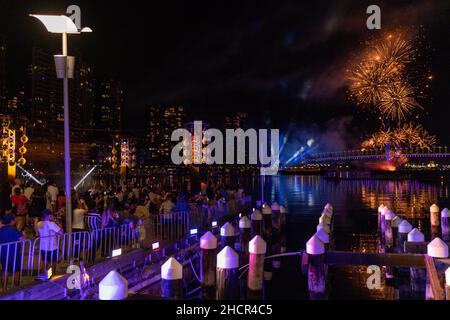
[47,182,58,212]
[37,210,63,270]
[24,182,34,200]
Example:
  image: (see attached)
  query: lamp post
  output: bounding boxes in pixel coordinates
[30,14,92,233]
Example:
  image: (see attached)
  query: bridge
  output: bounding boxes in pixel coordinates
[301,146,450,164]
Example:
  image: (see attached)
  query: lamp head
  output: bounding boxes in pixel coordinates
[30,14,79,34]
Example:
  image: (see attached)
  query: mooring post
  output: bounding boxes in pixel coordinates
[220,222,236,249]
[317,221,331,235]
[280,205,287,232]
[247,235,267,300]
[262,203,273,240]
[378,204,386,231]
[239,216,251,266]
[397,220,413,252]
[384,210,396,248]
[314,228,330,251]
[216,246,239,300]
[271,202,281,234]
[200,231,217,299]
[306,235,327,300]
[441,208,450,241]
[380,206,389,238]
[391,216,402,252]
[445,267,450,300]
[430,204,440,240]
[406,228,426,300]
[426,238,448,300]
[161,257,183,299]
[251,209,263,238]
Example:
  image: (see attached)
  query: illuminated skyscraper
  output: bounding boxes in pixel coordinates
[145,105,185,163]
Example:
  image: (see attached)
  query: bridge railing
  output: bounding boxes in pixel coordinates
[304,146,449,161]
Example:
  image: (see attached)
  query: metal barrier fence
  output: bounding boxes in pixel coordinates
[0,202,253,292]
[0,223,138,292]
[140,211,190,248]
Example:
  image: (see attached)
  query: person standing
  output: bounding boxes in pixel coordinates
[10,188,28,232]
[0,214,26,290]
[46,181,58,212]
[36,210,63,271]
[23,182,34,200]
[29,186,47,237]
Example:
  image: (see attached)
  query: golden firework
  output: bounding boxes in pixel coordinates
[378,82,421,122]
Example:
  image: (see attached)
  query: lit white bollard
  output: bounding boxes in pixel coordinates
[314,229,330,250]
[306,235,326,300]
[427,237,449,258]
[216,246,239,300]
[408,228,425,242]
[247,235,267,296]
[317,222,330,234]
[430,204,440,227]
[220,222,236,249]
[397,220,413,251]
[251,209,263,238]
[161,257,183,298]
[262,203,273,239]
[445,267,450,300]
[99,270,128,300]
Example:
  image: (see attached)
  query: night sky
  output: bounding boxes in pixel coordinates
[1,0,449,150]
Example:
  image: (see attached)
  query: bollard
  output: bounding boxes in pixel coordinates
[161,257,183,299]
[392,216,402,251]
[239,216,251,266]
[317,222,330,234]
[426,238,448,300]
[406,228,426,299]
[324,203,333,215]
[262,203,273,239]
[271,202,281,233]
[430,204,440,227]
[319,213,331,226]
[247,236,267,299]
[251,209,263,238]
[220,222,236,249]
[200,231,217,298]
[427,237,448,258]
[384,210,396,248]
[380,206,389,235]
[306,235,326,300]
[314,228,330,251]
[280,205,287,232]
[441,208,450,241]
[216,246,239,300]
[99,270,128,300]
[445,267,450,300]
[397,220,413,252]
[378,204,386,231]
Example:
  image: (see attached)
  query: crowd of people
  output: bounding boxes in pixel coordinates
[0,176,247,289]
[0,177,247,236]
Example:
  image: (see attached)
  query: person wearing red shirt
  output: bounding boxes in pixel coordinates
[10,188,28,231]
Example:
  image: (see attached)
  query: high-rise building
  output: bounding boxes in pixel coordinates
[94,79,123,141]
[0,35,7,114]
[28,47,63,141]
[145,105,185,163]
[224,112,248,129]
[73,64,96,142]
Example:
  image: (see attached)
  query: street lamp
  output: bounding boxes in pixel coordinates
[30,14,92,233]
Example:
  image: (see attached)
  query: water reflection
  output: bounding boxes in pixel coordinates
[255,175,450,299]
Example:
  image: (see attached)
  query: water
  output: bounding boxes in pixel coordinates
[255,175,450,299]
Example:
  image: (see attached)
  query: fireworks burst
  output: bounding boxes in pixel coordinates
[361,123,436,151]
[378,81,421,121]
[348,33,422,122]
